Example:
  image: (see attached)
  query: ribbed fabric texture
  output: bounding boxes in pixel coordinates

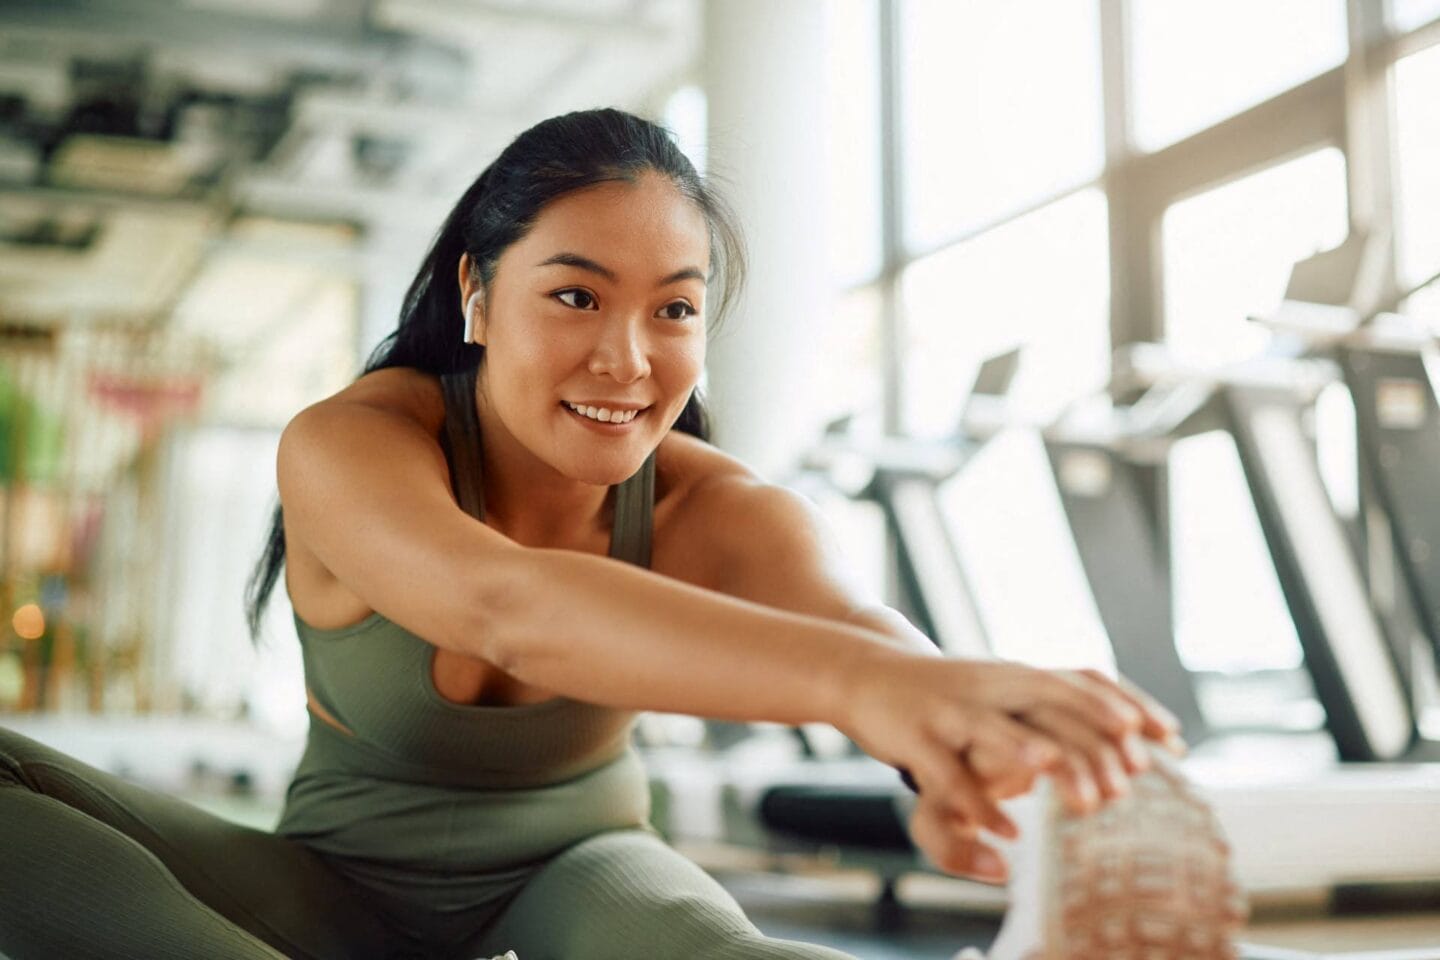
[463,830,858,960]
[0,726,400,959]
[0,791,286,960]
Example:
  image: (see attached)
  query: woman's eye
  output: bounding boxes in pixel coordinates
[554,289,598,310]
[658,301,697,321]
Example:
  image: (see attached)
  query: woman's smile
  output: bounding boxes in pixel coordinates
[561,400,651,432]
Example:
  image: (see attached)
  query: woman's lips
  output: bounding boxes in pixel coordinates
[561,402,648,432]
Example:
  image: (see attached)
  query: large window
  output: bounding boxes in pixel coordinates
[1395,43,1440,312]
[1160,149,1349,673]
[807,0,1438,701]
[1169,433,1304,673]
[940,429,1114,670]
[1392,0,1440,32]
[1162,148,1350,367]
[898,0,1103,250]
[1128,0,1348,151]
[900,189,1110,438]
[1403,284,1440,331]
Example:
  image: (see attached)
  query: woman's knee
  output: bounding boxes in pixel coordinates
[0,726,109,803]
[0,725,41,789]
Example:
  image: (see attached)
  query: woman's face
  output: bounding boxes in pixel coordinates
[468,173,710,487]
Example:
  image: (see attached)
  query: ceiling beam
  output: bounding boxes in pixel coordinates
[0,0,466,80]
[375,0,672,42]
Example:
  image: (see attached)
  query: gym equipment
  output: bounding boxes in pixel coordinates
[793,349,1020,657]
[1046,353,1440,890]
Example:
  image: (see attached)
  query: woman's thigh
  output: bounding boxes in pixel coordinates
[0,725,399,960]
[468,829,857,960]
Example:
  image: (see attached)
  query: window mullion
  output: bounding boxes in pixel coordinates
[1133,68,1346,208]
[1345,0,1399,308]
[1100,0,1156,348]
[878,0,904,437]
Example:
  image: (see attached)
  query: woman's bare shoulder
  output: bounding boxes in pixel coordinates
[651,434,859,611]
[651,431,782,585]
[652,430,757,509]
[316,366,445,432]
[278,367,498,638]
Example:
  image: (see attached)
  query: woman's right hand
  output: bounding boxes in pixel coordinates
[831,651,1183,860]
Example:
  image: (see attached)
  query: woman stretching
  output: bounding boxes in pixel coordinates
[0,108,1192,960]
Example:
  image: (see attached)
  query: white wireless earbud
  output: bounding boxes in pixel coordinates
[463,291,484,344]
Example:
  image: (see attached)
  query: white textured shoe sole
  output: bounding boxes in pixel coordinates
[985,746,1246,960]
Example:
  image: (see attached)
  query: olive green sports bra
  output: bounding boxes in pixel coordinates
[288,369,656,790]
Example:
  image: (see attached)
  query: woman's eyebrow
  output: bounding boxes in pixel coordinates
[659,266,707,286]
[537,252,706,287]
[538,252,616,281]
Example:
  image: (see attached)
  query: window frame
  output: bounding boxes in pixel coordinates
[852,0,1440,654]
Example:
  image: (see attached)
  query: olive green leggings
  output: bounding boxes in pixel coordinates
[0,727,855,960]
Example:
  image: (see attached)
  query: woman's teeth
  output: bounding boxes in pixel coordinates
[565,402,640,424]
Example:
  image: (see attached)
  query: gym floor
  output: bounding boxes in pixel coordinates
[714,865,1440,959]
[182,795,1440,959]
[717,869,998,959]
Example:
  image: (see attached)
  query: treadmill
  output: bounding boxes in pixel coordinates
[1042,392,1211,744]
[1240,229,1440,756]
[1045,232,1440,892]
[1336,320,1440,704]
[1044,356,1440,891]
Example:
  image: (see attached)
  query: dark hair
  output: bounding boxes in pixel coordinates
[245,107,746,640]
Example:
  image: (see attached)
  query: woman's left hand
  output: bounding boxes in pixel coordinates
[901,666,1188,883]
[907,786,1011,883]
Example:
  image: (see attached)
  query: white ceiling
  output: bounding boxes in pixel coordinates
[0,0,701,489]
[0,0,701,324]
[0,0,699,426]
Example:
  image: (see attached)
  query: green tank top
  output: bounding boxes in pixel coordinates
[275,370,656,870]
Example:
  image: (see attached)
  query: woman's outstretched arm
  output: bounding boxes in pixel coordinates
[652,473,1183,805]
[278,391,1176,863]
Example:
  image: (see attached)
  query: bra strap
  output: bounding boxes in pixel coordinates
[609,451,656,568]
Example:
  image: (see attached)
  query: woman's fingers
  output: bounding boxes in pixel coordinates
[1047,742,1101,815]
[908,792,1009,883]
[903,712,1022,838]
[966,713,1062,799]
[1022,704,1131,810]
[922,704,1070,831]
[976,711,1063,770]
[1068,669,1187,768]
[911,743,1021,839]
[983,664,1187,776]
[850,658,1185,830]
[984,664,1143,740]
[966,741,1041,800]
[1105,670,1189,755]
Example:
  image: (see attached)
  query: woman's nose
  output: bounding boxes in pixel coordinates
[587,318,651,383]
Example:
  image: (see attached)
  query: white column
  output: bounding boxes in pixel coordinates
[702,0,832,481]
